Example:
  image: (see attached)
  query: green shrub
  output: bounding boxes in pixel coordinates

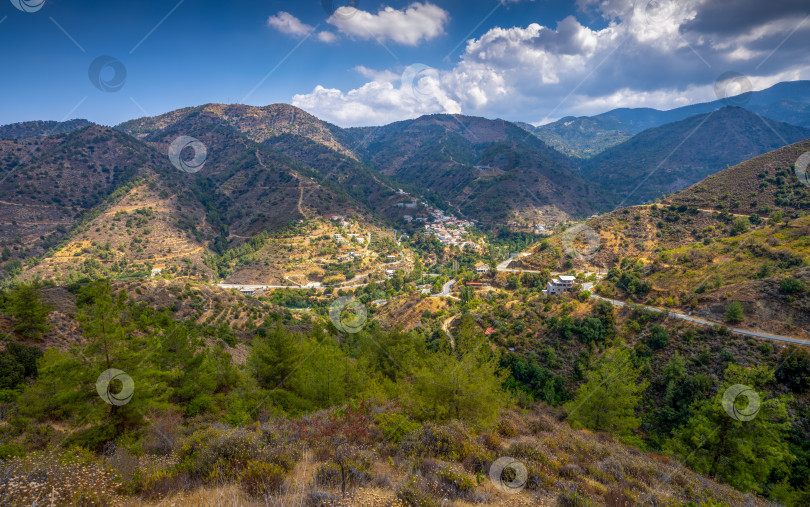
[779,278,805,294]
[314,455,372,490]
[397,424,463,461]
[0,341,43,390]
[0,443,24,459]
[437,467,476,496]
[724,301,744,324]
[647,325,669,350]
[178,428,262,483]
[396,475,439,507]
[240,460,285,497]
[558,488,597,506]
[375,412,421,444]
[776,346,810,393]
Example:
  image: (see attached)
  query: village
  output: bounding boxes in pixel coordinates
[394,190,479,249]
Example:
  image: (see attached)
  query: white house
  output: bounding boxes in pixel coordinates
[544,275,576,295]
[474,262,490,274]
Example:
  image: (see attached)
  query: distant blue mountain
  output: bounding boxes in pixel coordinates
[528,80,810,158]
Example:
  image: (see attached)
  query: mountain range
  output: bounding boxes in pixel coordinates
[524,80,810,158]
[1,81,809,283]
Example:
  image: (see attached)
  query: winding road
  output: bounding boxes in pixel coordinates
[590,294,809,346]
[431,279,457,298]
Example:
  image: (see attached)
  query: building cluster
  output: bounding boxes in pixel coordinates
[393,190,478,248]
[330,215,350,228]
[423,210,477,248]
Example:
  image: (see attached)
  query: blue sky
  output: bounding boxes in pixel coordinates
[1,0,809,127]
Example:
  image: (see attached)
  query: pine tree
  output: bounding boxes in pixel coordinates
[248,324,303,392]
[724,301,744,324]
[564,347,648,436]
[665,364,793,493]
[407,320,507,428]
[4,284,50,339]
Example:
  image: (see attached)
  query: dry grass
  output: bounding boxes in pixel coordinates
[1,407,778,506]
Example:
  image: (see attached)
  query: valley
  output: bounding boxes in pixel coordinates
[2,87,810,507]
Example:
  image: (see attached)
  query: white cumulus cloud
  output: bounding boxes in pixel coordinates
[267,12,314,37]
[292,66,460,126]
[327,2,449,46]
[293,0,810,126]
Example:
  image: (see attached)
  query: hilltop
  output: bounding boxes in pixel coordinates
[519,139,810,339]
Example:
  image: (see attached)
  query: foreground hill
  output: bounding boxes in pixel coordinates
[0,279,794,506]
[582,107,810,205]
[527,80,810,157]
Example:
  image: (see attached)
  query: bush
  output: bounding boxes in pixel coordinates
[779,278,805,294]
[558,488,598,506]
[776,346,810,393]
[0,341,43,390]
[178,428,262,483]
[240,460,285,497]
[730,217,749,235]
[396,475,439,507]
[397,424,466,462]
[724,301,744,324]
[436,466,476,498]
[646,325,669,350]
[375,412,421,444]
[314,455,372,490]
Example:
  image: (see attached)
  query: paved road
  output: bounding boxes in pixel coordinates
[496,254,543,273]
[591,294,810,346]
[442,314,458,348]
[431,279,456,298]
[218,283,294,291]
